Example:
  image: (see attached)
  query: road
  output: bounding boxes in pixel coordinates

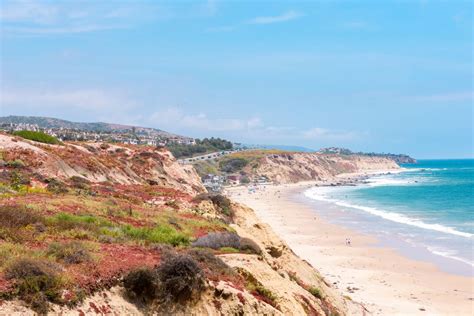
[178,150,241,164]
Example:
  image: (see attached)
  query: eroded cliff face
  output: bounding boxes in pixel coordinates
[0,133,204,195]
[249,153,400,184]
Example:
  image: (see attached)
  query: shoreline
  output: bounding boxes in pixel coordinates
[227,176,473,315]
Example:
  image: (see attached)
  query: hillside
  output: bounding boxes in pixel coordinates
[0,115,182,139]
[0,132,363,315]
[318,147,417,164]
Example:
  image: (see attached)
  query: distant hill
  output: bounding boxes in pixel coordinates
[0,115,186,139]
[318,147,417,164]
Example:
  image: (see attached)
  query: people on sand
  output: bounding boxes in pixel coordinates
[345,238,352,246]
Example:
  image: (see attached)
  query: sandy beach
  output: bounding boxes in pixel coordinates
[227,178,474,315]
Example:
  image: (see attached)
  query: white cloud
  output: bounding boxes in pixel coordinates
[3,24,127,35]
[1,87,136,111]
[0,0,59,24]
[149,107,261,132]
[208,9,304,32]
[247,10,303,25]
[147,107,364,144]
[302,127,364,141]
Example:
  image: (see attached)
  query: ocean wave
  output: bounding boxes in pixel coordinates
[404,167,448,172]
[426,247,474,267]
[366,177,419,187]
[304,188,473,239]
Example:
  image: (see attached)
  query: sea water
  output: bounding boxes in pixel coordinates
[303,159,474,275]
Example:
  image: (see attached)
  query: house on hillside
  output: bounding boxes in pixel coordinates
[202,174,225,192]
[227,174,241,185]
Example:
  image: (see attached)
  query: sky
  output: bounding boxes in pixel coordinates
[0,0,472,158]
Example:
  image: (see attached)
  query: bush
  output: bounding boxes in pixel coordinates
[193,194,232,217]
[5,258,64,314]
[239,237,262,255]
[187,249,234,278]
[6,159,25,168]
[219,157,248,173]
[123,268,158,303]
[167,137,232,159]
[308,286,323,299]
[191,232,240,249]
[69,176,91,190]
[192,232,261,254]
[47,241,92,264]
[0,205,43,229]
[156,253,205,305]
[10,170,30,190]
[100,143,110,150]
[12,130,60,145]
[5,258,61,280]
[45,178,68,194]
[239,268,278,308]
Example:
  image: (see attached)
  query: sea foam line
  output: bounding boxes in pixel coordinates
[427,247,474,267]
[304,189,473,239]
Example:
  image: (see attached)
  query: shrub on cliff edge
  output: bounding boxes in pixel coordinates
[13,130,61,145]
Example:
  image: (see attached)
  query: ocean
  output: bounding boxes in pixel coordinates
[303,159,474,276]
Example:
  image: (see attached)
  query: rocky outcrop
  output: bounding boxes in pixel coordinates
[248,152,400,184]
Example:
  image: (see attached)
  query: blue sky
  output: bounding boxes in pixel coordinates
[0,0,472,158]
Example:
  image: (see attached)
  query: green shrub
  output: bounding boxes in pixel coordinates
[167,137,232,159]
[13,130,60,145]
[47,241,92,264]
[6,159,25,168]
[308,286,323,299]
[193,194,233,217]
[122,224,190,246]
[219,247,240,253]
[219,157,248,173]
[48,213,112,232]
[45,178,68,194]
[0,242,29,263]
[5,258,64,315]
[10,170,30,190]
[239,268,278,308]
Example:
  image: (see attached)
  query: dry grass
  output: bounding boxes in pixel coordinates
[0,205,43,228]
[47,241,93,264]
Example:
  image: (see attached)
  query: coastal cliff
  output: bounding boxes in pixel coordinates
[252,153,400,183]
[0,134,204,195]
[208,150,401,185]
[0,132,368,315]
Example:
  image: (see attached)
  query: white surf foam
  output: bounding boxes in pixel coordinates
[304,188,473,239]
[426,246,474,267]
[365,177,416,187]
